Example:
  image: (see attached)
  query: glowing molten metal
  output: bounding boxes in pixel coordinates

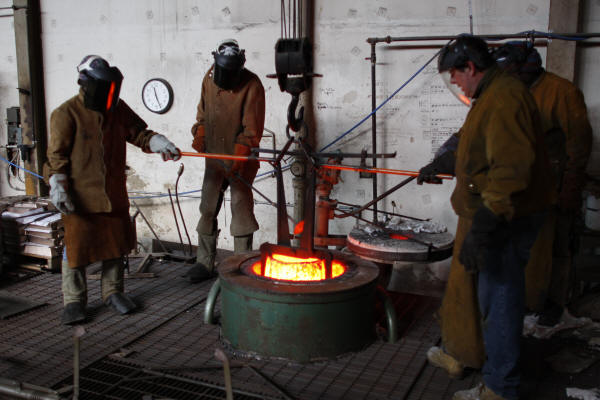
[251,253,346,282]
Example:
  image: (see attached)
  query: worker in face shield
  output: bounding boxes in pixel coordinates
[44,55,181,325]
[421,35,554,400]
[494,42,593,327]
[187,39,265,283]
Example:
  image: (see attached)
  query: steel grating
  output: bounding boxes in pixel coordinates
[0,256,216,387]
[66,287,442,400]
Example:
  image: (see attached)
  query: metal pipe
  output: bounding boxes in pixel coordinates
[131,200,169,253]
[180,151,272,163]
[377,286,398,343]
[253,147,396,159]
[204,279,221,325]
[73,326,85,400]
[367,32,600,44]
[174,164,192,255]
[370,41,378,223]
[0,378,61,400]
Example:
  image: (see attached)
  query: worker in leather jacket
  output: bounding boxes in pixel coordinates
[188,39,265,283]
[494,42,593,326]
[45,55,181,325]
[418,35,553,400]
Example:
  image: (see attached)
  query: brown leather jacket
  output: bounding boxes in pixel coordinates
[530,71,593,211]
[191,66,265,169]
[44,91,157,214]
[451,67,555,220]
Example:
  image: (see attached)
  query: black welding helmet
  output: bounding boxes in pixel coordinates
[212,39,246,90]
[437,35,494,106]
[493,41,543,86]
[77,55,123,113]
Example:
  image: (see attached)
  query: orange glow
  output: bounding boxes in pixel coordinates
[250,253,346,281]
[294,220,305,235]
[106,82,116,111]
[458,93,471,106]
[390,233,408,240]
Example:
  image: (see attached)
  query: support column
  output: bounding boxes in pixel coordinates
[546,0,581,81]
[13,0,48,195]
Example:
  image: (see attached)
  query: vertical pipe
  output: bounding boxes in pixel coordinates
[370,42,378,223]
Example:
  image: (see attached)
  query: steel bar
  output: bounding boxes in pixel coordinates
[336,175,416,219]
[167,189,186,254]
[214,349,233,400]
[0,379,60,400]
[336,200,428,221]
[174,164,193,256]
[320,163,452,179]
[180,151,272,163]
[252,147,397,159]
[371,41,378,223]
[246,365,297,400]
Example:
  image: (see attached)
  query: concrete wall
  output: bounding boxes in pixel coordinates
[0,0,597,251]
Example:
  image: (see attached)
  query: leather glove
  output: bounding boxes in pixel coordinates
[417,151,456,185]
[49,174,75,214]
[229,143,251,176]
[192,125,205,153]
[149,134,182,161]
[459,205,507,273]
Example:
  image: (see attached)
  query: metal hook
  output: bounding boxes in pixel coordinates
[287,94,304,132]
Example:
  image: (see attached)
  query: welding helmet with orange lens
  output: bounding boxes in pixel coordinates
[77,55,123,112]
[437,35,494,106]
[212,39,246,90]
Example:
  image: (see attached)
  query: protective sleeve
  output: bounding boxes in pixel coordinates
[482,102,537,220]
[435,130,461,158]
[119,100,155,152]
[236,76,265,148]
[44,108,75,183]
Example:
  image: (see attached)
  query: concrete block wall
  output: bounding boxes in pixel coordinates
[0,0,597,251]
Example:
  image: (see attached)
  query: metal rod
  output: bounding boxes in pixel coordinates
[367,32,600,44]
[253,147,397,159]
[336,200,428,221]
[131,200,169,253]
[175,164,193,255]
[180,151,272,163]
[0,379,60,400]
[214,349,233,400]
[167,188,186,254]
[336,176,416,219]
[246,365,297,400]
[73,326,85,400]
[320,163,452,179]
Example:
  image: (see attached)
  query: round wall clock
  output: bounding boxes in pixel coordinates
[142,78,174,114]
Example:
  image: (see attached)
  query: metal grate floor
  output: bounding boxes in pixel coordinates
[2,254,599,399]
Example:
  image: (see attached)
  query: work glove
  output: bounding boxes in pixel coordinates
[417,151,456,185]
[459,205,507,273]
[229,143,251,177]
[49,173,75,214]
[149,134,182,161]
[191,125,205,153]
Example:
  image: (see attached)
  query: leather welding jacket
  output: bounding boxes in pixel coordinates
[439,67,554,368]
[44,90,157,267]
[530,70,592,212]
[524,71,592,311]
[191,66,265,237]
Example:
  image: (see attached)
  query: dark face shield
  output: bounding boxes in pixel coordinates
[212,49,246,90]
[81,70,123,112]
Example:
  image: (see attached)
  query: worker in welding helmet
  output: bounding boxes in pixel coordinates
[188,39,265,283]
[44,55,181,325]
[493,42,593,327]
[424,35,554,400]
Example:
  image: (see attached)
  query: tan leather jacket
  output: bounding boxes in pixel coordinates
[451,67,554,220]
[44,91,156,214]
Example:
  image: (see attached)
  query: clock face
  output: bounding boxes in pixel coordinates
[142,78,173,114]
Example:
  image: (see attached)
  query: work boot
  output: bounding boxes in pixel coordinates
[427,346,464,379]
[105,292,137,315]
[234,233,253,254]
[62,302,86,325]
[452,382,507,400]
[188,262,215,283]
[188,232,218,283]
